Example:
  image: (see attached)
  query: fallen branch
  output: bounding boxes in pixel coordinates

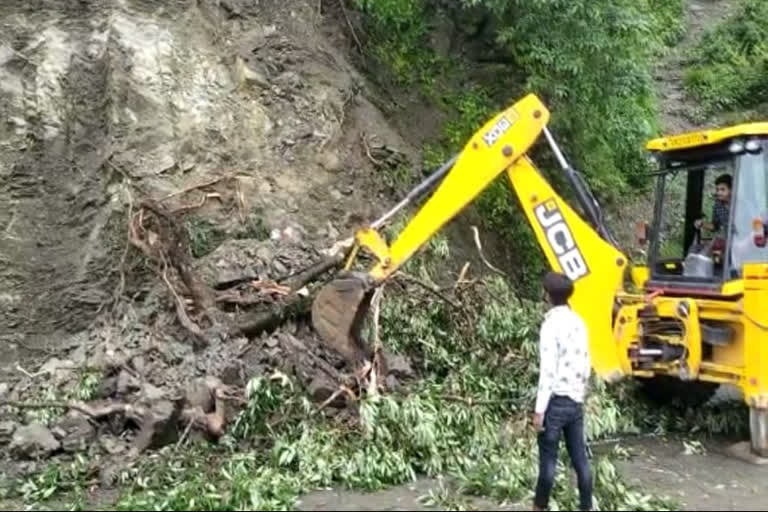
[0,399,142,420]
[169,192,222,214]
[315,385,356,414]
[439,395,523,407]
[362,133,384,167]
[454,262,471,290]
[339,0,363,54]
[282,252,345,291]
[160,253,206,344]
[395,272,461,309]
[139,200,217,314]
[470,225,507,277]
[233,295,313,338]
[159,174,235,202]
[368,286,386,397]
[279,333,353,387]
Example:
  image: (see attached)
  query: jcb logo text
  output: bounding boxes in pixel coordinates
[534,200,590,281]
[482,116,512,147]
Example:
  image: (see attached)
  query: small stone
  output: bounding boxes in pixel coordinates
[97,376,118,399]
[220,364,243,386]
[385,353,415,380]
[265,336,279,348]
[0,420,18,444]
[0,382,9,398]
[133,355,146,375]
[325,221,339,240]
[235,56,269,88]
[180,157,196,172]
[339,184,354,196]
[272,259,288,274]
[186,378,215,413]
[385,375,400,392]
[117,369,140,395]
[256,245,273,262]
[99,435,126,455]
[39,358,75,384]
[10,423,60,460]
[258,180,273,195]
[53,415,96,453]
[69,344,88,365]
[142,383,166,402]
[318,151,341,172]
[308,375,338,404]
[329,188,343,201]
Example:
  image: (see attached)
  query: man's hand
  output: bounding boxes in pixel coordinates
[532,413,544,432]
[694,219,703,230]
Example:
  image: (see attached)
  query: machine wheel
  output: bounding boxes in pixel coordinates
[639,376,719,408]
[750,408,768,457]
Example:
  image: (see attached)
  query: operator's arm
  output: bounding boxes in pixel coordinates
[535,319,558,415]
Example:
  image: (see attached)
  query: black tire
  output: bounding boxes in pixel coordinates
[639,376,719,408]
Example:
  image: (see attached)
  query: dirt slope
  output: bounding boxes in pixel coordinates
[656,0,736,133]
[0,0,409,375]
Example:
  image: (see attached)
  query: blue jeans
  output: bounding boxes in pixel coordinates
[534,395,592,511]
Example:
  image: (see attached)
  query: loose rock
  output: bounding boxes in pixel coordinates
[10,423,60,460]
[308,375,343,407]
[133,400,182,452]
[117,369,141,395]
[53,415,96,453]
[385,353,415,380]
[186,376,218,413]
[0,420,18,444]
[318,151,341,172]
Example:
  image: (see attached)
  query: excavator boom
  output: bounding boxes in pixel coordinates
[312,93,628,379]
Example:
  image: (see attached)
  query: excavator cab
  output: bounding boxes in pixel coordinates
[644,132,768,289]
[629,126,768,459]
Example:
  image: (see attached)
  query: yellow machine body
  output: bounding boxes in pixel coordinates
[311,95,768,456]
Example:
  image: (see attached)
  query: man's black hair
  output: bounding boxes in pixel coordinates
[543,271,574,306]
[715,174,732,189]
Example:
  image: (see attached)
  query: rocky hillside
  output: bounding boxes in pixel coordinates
[0,0,414,369]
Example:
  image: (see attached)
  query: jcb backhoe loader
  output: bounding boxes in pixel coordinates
[311,93,768,458]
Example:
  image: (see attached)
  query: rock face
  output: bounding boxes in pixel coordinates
[9,423,61,460]
[0,0,401,363]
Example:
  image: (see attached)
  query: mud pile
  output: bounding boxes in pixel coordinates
[0,0,416,480]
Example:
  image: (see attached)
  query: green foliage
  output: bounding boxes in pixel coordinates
[685,0,768,116]
[648,0,686,46]
[103,276,678,511]
[353,0,685,294]
[186,214,269,258]
[15,455,91,510]
[489,0,662,195]
[186,218,226,258]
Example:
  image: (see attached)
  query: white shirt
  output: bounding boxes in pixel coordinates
[535,305,591,414]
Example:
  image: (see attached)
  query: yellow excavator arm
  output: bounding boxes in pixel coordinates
[312,93,627,380]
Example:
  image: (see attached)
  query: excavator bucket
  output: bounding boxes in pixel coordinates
[311,272,374,366]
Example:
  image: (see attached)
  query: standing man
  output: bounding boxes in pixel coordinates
[532,272,593,511]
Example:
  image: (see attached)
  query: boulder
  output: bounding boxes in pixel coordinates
[10,423,60,459]
[132,399,182,452]
[52,415,96,453]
